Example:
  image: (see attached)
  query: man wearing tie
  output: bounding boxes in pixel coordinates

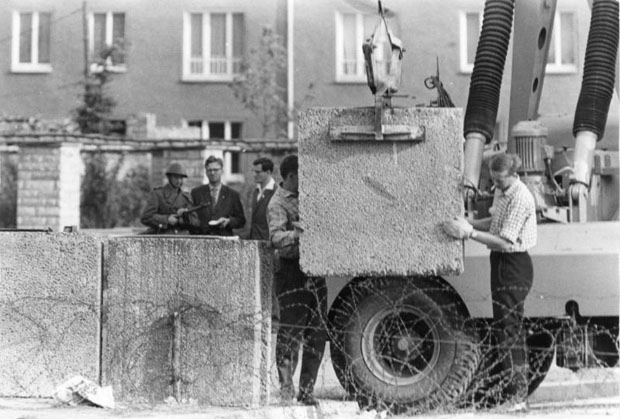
[190,155,245,236]
[249,157,277,240]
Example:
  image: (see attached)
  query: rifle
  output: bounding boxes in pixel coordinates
[181,203,208,214]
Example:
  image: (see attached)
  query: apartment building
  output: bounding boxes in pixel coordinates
[0,0,617,151]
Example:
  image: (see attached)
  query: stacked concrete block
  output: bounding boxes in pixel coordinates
[298,107,464,277]
[102,237,272,406]
[0,232,101,397]
[17,142,82,232]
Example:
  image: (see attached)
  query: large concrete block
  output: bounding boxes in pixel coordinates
[299,107,464,277]
[0,232,101,396]
[102,237,272,406]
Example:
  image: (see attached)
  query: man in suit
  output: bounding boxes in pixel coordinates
[140,162,198,234]
[249,157,277,240]
[190,155,245,236]
[249,157,280,333]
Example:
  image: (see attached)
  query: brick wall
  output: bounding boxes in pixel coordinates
[17,142,82,232]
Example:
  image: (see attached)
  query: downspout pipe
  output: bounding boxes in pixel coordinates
[287,0,295,140]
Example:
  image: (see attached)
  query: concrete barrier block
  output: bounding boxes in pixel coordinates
[298,107,464,277]
[0,232,101,397]
[102,237,272,407]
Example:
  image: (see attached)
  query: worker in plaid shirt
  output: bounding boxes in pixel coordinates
[443,153,537,412]
[267,155,327,406]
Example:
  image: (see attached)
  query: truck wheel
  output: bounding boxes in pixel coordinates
[329,276,480,412]
[526,327,556,394]
[463,322,555,407]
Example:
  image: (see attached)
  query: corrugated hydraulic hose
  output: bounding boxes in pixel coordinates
[464,0,515,144]
[573,0,619,140]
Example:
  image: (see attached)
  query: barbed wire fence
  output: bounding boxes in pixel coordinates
[270,277,619,415]
[1,236,619,414]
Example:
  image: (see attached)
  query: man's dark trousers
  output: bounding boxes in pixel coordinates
[490,251,533,400]
[275,257,327,396]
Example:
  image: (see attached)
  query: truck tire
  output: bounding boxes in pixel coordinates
[526,327,556,395]
[329,276,480,413]
[463,321,556,407]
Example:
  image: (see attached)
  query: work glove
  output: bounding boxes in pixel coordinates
[442,216,473,239]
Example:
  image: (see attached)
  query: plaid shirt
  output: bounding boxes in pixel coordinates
[489,177,537,252]
[267,185,299,259]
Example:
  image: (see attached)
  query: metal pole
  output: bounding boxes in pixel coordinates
[82,1,89,80]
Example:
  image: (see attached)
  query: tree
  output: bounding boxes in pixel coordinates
[80,152,151,228]
[74,44,121,134]
[80,152,120,228]
[229,27,289,138]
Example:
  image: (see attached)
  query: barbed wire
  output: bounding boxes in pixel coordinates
[1,241,618,412]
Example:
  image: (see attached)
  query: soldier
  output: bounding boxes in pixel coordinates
[140,162,199,234]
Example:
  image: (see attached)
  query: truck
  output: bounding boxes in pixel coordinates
[321,0,619,412]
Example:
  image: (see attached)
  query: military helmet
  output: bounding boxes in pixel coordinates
[165,162,188,177]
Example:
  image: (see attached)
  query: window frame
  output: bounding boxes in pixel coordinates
[182,11,244,82]
[546,11,578,74]
[459,10,578,75]
[87,11,127,73]
[186,120,244,181]
[335,11,368,83]
[11,10,53,73]
[459,10,481,74]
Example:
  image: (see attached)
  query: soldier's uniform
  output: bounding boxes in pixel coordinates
[140,163,198,234]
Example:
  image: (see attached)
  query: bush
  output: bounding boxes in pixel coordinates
[81,152,150,228]
[111,164,152,227]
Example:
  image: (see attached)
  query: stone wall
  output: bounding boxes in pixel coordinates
[17,143,82,232]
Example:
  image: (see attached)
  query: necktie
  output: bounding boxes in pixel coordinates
[210,186,218,209]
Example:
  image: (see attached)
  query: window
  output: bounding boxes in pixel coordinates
[11,11,52,73]
[460,10,577,74]
[183,12,245,81]
[224,151,241,175]
[187,120,243,140]
[547,12,577,73]
[88,12,126,71]
[459,11,481,73]
[335,11,379,82]
[192,120,244,181]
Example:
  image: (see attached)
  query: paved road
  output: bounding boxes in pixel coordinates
[2,341,619,419]
[1,396,619,419]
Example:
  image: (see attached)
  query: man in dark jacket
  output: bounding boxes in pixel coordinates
[140,162,198,234]
[268,155,326,406]
[190,155,245,236]
[249,157,277,240]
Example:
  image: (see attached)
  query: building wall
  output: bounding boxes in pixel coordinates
[0,0,617,149]
[0,0,282,137]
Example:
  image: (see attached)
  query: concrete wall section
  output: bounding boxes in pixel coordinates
[0,232,101,397]
[298,107,464,277]
[102,237,272,406]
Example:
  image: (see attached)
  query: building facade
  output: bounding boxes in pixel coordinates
[0,0,617,151]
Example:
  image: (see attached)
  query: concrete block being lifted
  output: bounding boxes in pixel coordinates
[299,107,464,277]
[102,237,272,407]
[0,232,101,397]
